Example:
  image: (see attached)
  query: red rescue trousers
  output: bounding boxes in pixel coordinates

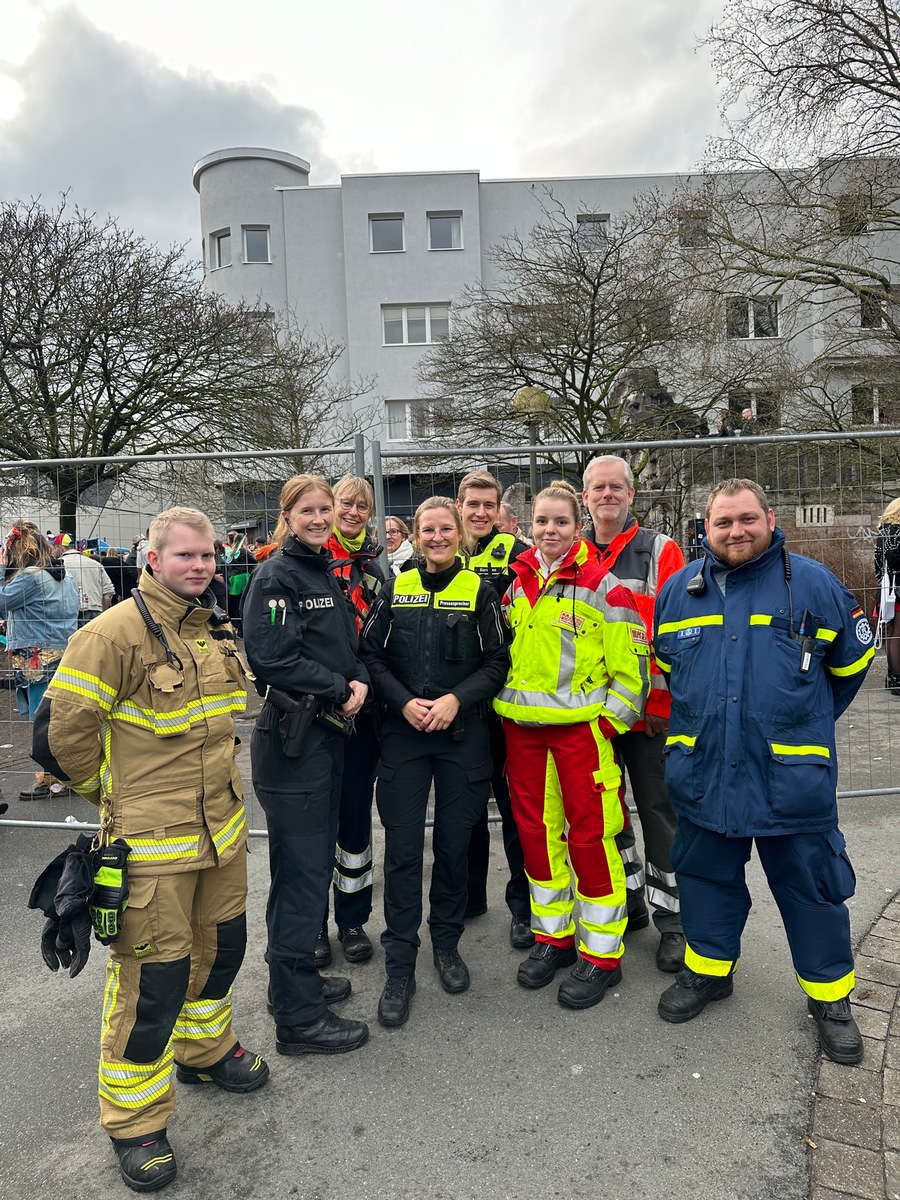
[503,718,628,969]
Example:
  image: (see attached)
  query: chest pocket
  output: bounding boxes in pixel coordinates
[142,657,191,737]
[444,612,473,662]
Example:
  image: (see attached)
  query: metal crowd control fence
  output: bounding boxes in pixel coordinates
[1,427,898,841]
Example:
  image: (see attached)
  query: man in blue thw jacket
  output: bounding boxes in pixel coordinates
[653,479,874,1064]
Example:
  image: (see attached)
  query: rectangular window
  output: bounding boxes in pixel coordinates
[677,208,709,248]
[243,226,270,263]
[860,289,897,329]
[576,213,609,244]
[382,304,450,345]
[837,192,870,236]
[385,399,436,441]
[754,390,781,429]
[851,384,875,424]
[370,214,404,253]
[211,230,231,269]
[726,295,779,339]
[428,212,462,250]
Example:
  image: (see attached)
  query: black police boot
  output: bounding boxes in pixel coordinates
[111,1132,177,1193]
[887,673,900,697]
[276,1010,369,1055]
[656,932,687,974]
[339,926,374,963]
[433,947,470,993]
[378,975,416,1027]
[510,915,536,950]
[175,1044,269,1092]
[658,965,734,1023]
[516,942,578,989]
[266,977,351,1015]
[625,897,650,933]
[558,959,623,1009]
[807,996,864,1065]
[314,927,333,969]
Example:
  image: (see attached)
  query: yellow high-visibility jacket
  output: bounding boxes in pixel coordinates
[32,570,247,874]
[494,539,650,729]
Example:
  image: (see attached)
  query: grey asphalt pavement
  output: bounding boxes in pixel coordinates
[2,677,899,1200]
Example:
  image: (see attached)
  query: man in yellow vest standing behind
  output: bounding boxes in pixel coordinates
[457,471,533,949]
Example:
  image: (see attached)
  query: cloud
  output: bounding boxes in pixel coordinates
[516,0,724,178]
[0,5,336,255]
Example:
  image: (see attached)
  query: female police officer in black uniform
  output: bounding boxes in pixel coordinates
[243,474,370,1056]
[360,496,508,1027]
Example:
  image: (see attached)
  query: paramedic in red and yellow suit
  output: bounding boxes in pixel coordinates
[494,481,650,1009]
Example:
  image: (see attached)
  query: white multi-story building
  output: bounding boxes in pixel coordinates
[192,146,900,449]
[192,148,706,446]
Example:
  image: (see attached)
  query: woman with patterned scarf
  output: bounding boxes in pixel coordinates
[319,475,386,966]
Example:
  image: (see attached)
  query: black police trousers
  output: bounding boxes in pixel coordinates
[325,708,380,932]
[466,714,530,919]
[375,714,492,977]
[252,703,344,1025]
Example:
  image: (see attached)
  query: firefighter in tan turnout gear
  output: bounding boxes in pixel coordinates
[31,507,268,1194]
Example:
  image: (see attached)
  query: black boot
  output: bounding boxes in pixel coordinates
[887,673,900,697]
[656,932,687,974]
[378,975,416,1026]
[557,960,622,1009]
[516,942,577,989]
[111,1132,177,1193]
[275,1010,369,1055]
[807,996,864,1065]
[658,965,734,1023]
[509,915,536,950]
[433,948,470,993]
[339,926,374,963]
[175,1044,269,1092]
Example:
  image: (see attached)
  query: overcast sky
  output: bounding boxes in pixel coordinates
[0,0,727,258]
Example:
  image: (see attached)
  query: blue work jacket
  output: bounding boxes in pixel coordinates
[654,528,874,837]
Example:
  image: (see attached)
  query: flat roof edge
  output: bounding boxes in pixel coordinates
[192,147,311,191]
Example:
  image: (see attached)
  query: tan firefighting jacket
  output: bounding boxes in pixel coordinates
[34,570,247,874]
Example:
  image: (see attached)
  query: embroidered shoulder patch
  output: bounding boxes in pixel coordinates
[195,639,209,653]
[856,617,873,646]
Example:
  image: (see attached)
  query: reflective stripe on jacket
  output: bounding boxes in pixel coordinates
[494,538,650,728]
[584,516,685,722]
[33,570,248,873]
[654,526,874,836]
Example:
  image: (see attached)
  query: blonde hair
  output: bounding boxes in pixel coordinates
[533,479,581,525]
[333,475,375,512]
[386,515,410,539]
[413,497,462,544]
[148,508,215,553]
[273,475,334,547]
[880,497,900,524]
[457,471,502,505]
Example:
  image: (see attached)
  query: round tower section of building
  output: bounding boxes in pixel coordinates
[192,147,310,310]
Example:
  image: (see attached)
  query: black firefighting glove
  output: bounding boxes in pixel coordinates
[28,835,95,977]
[53,837,95,977]
[29,844,71,970]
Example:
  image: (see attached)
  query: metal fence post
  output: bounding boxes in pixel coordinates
[354,432,366,479]
[370,438,390,576]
